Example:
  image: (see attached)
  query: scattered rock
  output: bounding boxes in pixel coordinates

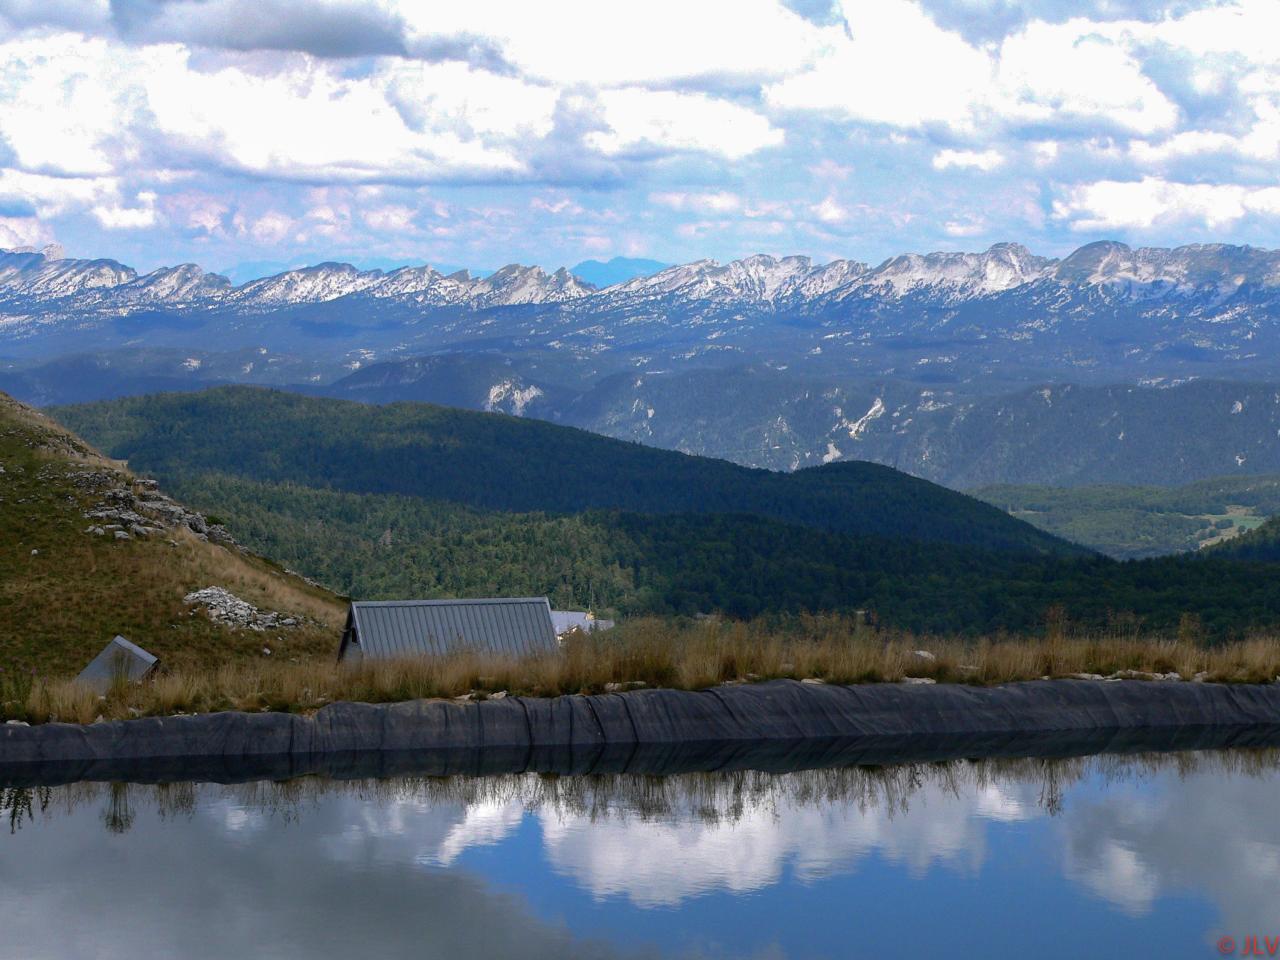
[489,690,508,700]
[1067,672,1107,681]
[912,650,936,662]
[800,677,826,685]
[1106,670,1183,682]
[901,677,937,685]
[262,647,272,656]
[183,586,305,631]
[113,530,130,541]
[4,719,29,726]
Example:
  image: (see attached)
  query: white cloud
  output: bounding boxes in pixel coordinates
[993,19,1179,135]
[394,0,828,88]
[651,191,743,213]
[237,210,295,244]
[0,35,555,186]
[767,2,1180,137]
[0,213,53,247]
[530,196,584,215]
[0,168,127,218]
[932,148,1004,171]
[93,190,159,230]
[944,218,986,236]
[589,88,782,160]
[1052,176,1280,230]
[811,195,849,223]
[361,204,417,233]
[0,34,134,177]
[766,0,994,130]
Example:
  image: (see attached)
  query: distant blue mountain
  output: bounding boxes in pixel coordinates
[569,256,670,287]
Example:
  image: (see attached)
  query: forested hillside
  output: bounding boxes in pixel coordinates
[57,387,1077,556]
[48,388,1280,637]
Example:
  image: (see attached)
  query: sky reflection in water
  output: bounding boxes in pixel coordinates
[1,752,1277,959]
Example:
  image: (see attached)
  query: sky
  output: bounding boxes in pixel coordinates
[1,0,1280,275]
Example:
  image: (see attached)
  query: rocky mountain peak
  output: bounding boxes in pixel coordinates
[864,242,1052,296]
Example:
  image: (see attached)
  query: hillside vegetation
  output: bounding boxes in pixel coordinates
[0,392,344,676]
[49,388,1280,638]
[973,475,1280,558]
[55,386,1079,556]
[1209,516,1280,562]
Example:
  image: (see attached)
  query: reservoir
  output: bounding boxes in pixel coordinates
[2,749,1275,959]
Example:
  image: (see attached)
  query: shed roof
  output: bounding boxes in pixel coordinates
[346,598,558,660]
[76,635,158,691]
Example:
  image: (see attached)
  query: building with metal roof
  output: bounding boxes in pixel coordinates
[76,635,159,691]
[339,598,559,662]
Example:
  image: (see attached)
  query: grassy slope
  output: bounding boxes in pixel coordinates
[972,476,1280,558]
[55,386,1082,557]
[0,392,344,676]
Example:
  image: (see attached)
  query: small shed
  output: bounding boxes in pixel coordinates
[76,635,159,692]
[551,610,616,636]
[339,598,559,663]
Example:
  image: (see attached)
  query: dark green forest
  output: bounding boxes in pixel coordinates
[56,386,1077,555]
[52,387,1280,638]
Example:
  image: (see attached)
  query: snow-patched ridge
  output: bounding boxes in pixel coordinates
[0,248,136,300]
[853,242,1053,298]
[7,241,1280,315]
[601,254,868,304]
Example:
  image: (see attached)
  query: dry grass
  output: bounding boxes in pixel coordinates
[0,391,345,678]
[9,614,1280,725]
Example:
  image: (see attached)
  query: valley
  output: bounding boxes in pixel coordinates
[39,386,1280,639]
[971,475,1280,558]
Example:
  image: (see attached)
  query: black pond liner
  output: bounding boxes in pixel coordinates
[5,678,1280,788]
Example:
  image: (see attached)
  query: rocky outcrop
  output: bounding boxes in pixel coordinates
[5,679,1280,786]
[183,586,301,631]
[78,472,232,543]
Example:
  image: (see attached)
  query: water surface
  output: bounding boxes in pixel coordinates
[2,751,1277,959]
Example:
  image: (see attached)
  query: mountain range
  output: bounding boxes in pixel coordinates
[7,240,1280,486]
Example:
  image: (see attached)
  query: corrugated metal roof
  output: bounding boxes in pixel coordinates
[76,635,158,691]
[345,598,558,661]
